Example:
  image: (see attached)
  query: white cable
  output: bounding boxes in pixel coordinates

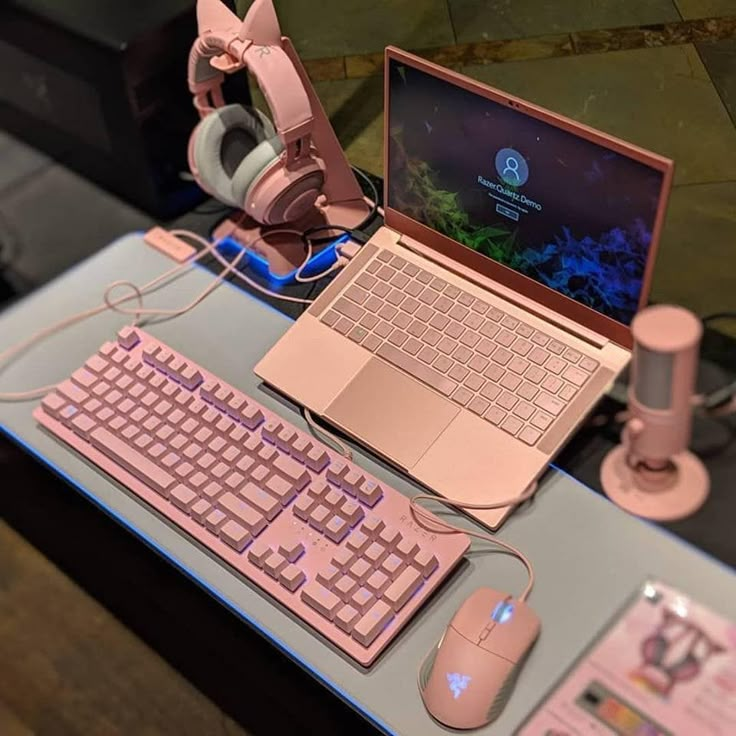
[409,484,538,602]
[303,407,353,460]
[0,235,243,401]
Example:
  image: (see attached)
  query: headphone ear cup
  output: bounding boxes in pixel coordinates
[190,105,276,208]
[230,133,285,211]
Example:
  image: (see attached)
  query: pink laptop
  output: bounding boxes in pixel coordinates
[255,47,674,530]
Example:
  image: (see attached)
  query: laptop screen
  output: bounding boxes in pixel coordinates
[386,57,668,326]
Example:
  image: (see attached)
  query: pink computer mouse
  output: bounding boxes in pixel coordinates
[419,587,541,730]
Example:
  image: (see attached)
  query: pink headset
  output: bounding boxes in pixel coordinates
[187,0,326,225]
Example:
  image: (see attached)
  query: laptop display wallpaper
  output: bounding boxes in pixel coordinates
[387,59,666,325]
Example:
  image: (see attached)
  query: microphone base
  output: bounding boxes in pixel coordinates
[601,446,709,521]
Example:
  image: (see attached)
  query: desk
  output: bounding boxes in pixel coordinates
[1,234,734,735]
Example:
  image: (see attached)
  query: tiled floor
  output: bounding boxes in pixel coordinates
[266,0,736,335]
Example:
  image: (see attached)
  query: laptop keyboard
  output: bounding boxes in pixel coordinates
[319,249,601,447]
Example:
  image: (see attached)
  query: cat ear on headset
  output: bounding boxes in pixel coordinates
[196,0,240,35]
[239,0,282,45]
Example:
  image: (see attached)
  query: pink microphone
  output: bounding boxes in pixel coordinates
[601,305,709,521]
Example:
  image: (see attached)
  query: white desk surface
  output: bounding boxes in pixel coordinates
[1,234,733,735]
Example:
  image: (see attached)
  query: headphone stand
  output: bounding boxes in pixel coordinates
[212,35,372,279]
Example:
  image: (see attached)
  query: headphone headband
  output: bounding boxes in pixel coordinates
[188,32,313,157]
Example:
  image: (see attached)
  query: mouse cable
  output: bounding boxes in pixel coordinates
[409,484,538,603]
[303,407,353,460]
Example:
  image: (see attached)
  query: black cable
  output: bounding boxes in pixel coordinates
[350,165,380,230]
[702,312,736,326]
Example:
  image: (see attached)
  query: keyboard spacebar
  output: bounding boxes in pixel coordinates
[90,427,176,496]
[377,343,457,397]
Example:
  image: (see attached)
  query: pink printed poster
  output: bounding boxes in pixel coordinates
[518,580,736,735]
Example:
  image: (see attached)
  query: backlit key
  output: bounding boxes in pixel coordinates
[264,552,288,579]
[205,509,227,533]
[220,520,251,552]
[308,504,331,531]
[358,480,383,507]
[350,587,374,614]
[335,605,360,633]
[332,548,355,570]
[273,454,310,491]
[219,492,268,535]
[279,540,305,562]
[384,567,423,611]
[279,564,306,592]
[190,499,212,524]
[349,559,372,584]
[352,600,394,646]
[382,553,404,576]
[248,540,272,567]
[317,564,341,587]
[302,582,342,620]
[366,570,390,595]
[293,494,315,521]
[335,575,358,602]
[325,515,350,543]
[171,484,198,512]
[413,551,439,577]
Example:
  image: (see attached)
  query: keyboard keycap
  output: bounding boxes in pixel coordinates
[531,411,554,430]
[220,521,251,552]
[452,387,473,406]
[352,600,394,646]
[335,605,361,633]
[562,365,588,387]
[480,382,501,402]
[280,564,306,592]
[219,492,268,535]
[90,427,175,496]
[335,574,358,602]
[559,384,577,401]
[534,392,564,416]
[171,484,198,512]
[302,582,342,620]
[485,406,506,426]
[248,540,272,567]
[377,343,457,397]
[580,356,599,373]
[468,396,490,416]
[413,551,439,577]
[501,415,523,436]
[548,339,565,355]
[519,426,542,446]
[384,567,423,611]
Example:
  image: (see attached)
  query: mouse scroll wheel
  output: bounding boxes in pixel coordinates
[491,599,515,624]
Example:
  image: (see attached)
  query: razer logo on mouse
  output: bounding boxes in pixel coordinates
[447,673,472,699]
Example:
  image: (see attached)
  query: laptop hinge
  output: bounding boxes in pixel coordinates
[396,232,609,351]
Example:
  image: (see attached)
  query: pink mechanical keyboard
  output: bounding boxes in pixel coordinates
[320,249,604,448]
[33,328,469,666]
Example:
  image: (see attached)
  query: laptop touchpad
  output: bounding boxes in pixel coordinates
[326,358,459,469]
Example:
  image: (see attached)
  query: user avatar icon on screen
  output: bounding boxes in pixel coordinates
[495,147,529,187]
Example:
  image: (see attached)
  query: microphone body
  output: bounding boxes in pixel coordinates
[625,305,701,468]
[601,305,709,521]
